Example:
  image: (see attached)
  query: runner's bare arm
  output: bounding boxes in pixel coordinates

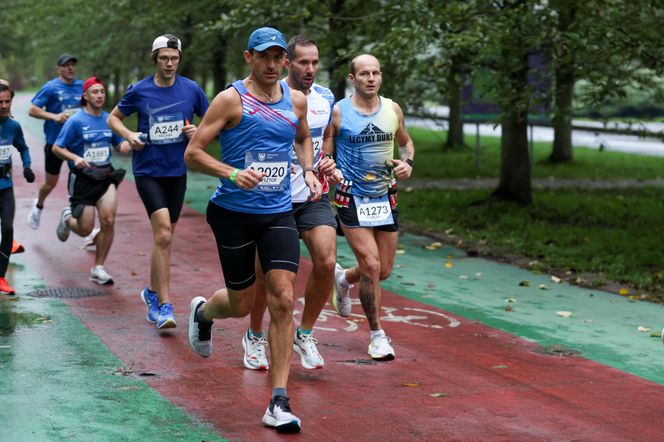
[391,101,414,180]
[291,90,322,201]
[52,144,89,169]
[107,107,145,150]
[184,89,265,190]
[28,103,67,124]
[321,105,343,184]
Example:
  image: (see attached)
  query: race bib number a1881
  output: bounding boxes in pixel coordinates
[83,142,110,165]
[245,150,289,192]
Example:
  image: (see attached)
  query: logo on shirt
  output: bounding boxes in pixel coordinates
[82,126,90,130]
[348,123,394,144]
[146,100,186,115]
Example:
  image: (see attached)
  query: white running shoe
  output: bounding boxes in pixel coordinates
[83,227,100,248]
[368,335,395,361]
[293,331,324,369]
[56,207,72,242]
[242,330,269,370]
[89,265,114,285]
[262,395,301,433]
[188,296,212,358]
[332,263,352,317]
[28,198,42,230]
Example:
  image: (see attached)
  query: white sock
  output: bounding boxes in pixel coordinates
[337,269,351,287]
[370,329,386,339]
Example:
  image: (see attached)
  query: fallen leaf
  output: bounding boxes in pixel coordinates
[445,228,454,235]
[404,186,413,192]
[431,242,442,248]
[637,326,651,332]
[551,275,562,284]
[475,272,483,278]
[556,311,573,318]
[505,298,517,303]
[401,382,420,387]
[538,284,549,290]
[430,393,448,397]
[424,245,437,251]
[458,275,469,280]
[628,295,640,300]
[445,261,453,268]
[491,364,508,369]
[504,304,513,312]
[518,280,530,287]
[131,271,137,276]
[619,287,629,296]
[582,319,594,324]
[651,332,662,338]
[395,249,405,255]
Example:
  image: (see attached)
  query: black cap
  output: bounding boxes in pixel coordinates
[57,53,77,66]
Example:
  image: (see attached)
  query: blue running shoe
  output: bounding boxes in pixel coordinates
[140,286,159,323]
[157,303,177,329]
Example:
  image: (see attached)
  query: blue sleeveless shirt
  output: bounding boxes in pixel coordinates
[210,80,298,214]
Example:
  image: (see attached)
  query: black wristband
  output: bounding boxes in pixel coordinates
[405,158,414,168]
[324,153,334,159]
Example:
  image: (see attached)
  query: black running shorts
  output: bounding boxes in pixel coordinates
[206,201,300,291]
[44,144,64,176]
[336,196,399,232]
[135,175,187,224]
[67,172,113,218]
[292,198,337,234]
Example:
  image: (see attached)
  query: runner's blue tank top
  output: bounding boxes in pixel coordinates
[210,80,298,214]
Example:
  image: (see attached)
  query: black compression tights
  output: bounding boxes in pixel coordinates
[0,187,15,277]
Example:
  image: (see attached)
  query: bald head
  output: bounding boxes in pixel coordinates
[350,54,380,75]
[0,79,9,87]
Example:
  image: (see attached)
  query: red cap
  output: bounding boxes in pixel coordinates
[81,77,104,106]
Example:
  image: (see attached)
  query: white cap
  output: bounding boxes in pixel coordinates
[151,34,182,53]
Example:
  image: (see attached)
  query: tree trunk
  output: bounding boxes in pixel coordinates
[493,108,532,205]
[179,15,195,79]
[328,0,349,101]
[550,62,574,162]
[444,61,465,150]
[212,35,227,93]
[549,2,576,163]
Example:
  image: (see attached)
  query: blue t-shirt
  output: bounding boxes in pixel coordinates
[0,117,32,190]
[55,110,123,170]
[31,78,83,145]
[117,75,208,177]
[210,80,298,214]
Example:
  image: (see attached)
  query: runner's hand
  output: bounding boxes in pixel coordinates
[53,112,68,124]
[74,157,90,169]
[183,119,196,140]
[128,132,146,150]
[117,141,131,154]
[328,168,344,186]
[23,167,35,183]
[234,168,266,190]
[392,159,413,180]
[304,171,322,202]
[318,156,336,177]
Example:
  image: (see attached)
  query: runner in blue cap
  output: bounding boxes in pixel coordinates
[184,27,321,434]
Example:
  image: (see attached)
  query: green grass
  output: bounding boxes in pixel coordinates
[409,127,664,180]
[401,127,664,298]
